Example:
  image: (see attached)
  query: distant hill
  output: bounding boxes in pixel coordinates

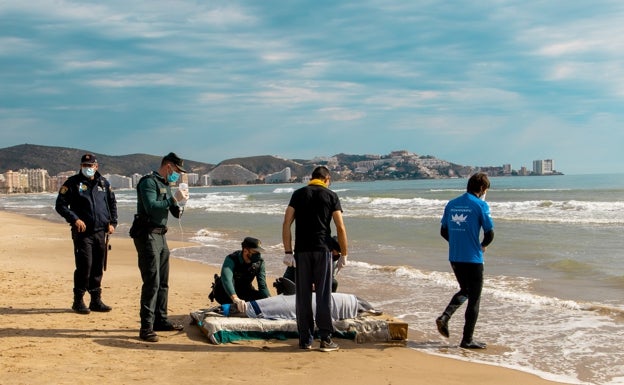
[219,155,314,178]
[0,143,516,184]
[0,144,215,176]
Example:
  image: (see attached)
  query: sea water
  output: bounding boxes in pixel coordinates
[2,173,623,385]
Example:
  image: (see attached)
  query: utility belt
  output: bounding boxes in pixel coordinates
[129,214,167,238]
[150,227,168,235]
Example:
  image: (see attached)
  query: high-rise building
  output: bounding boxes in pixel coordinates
[533,159,554,175]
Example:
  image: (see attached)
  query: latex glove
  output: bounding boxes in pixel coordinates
[283,253,296,267]
[233,298,247,313]
[335,254,348,274]
[174,188,189,206]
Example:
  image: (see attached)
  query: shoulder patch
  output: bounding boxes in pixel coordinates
[59,186,68,194]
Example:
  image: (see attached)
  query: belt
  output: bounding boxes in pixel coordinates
[150,227,168,234]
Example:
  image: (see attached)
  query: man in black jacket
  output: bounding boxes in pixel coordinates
[55,153,118,315]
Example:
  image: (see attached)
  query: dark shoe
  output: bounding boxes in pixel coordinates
[460,340,487,349]
[72,301,91,314]
[139,328,159,342]
[436,315,449,338]
[153,320,184,331]
[299,343,312,350]
[72,294,91,315]
[88,289,112,312]
[89,299,112,312]
[319,338,339,352]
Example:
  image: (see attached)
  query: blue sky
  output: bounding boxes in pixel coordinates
[1,1,623,174]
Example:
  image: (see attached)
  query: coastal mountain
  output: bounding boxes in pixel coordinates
[219,155,314,178]
[0,144,487,182]
[0,144,314,178]
[0,144,215,176]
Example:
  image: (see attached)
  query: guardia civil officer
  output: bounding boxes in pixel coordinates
[209,237,270,313]
[132,152,189,342]
[55,153,118,314]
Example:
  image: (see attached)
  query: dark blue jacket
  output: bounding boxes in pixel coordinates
[55,171,118,232]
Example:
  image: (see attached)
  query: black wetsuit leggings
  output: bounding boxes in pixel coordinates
[442,262,484,342]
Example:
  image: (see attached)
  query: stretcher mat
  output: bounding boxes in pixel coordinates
[189,308,408,345]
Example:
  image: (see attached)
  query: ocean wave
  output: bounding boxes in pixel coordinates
[544,258,595,274]
[6,185,624,225]
[346,260,591,311]
[272,187,294,194]
[341,196,624,224]
[583,305,624,322]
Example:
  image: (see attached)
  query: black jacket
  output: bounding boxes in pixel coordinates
[55,171,118,232]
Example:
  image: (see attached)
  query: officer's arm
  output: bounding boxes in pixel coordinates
[55,183,78,224]
[107,183,118,227]
[169,201,181,218]
[138,178,172,213]
[257,261,271,297]
[220,257,237,298]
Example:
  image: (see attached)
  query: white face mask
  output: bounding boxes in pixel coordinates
[81,167,96,178]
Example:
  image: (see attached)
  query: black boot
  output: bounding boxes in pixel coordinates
[436,314,450,338]
[88,288,112,312]
[72,289,91,314]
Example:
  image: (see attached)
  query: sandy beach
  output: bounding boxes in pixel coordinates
[0,210,568,385]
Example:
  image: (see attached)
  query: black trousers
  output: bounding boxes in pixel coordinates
[283,265,338,293]
[442,262,484,342]
[295,250,334,346]
[72,229,106,293]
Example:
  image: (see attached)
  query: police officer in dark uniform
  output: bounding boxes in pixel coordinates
[55,153,118,315]
[210,237,270,313]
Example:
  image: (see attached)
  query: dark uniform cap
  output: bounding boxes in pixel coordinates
[163,152,187,173]
[81,153,97,164]
[241,237,265,253]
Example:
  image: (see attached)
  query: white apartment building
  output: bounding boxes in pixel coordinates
[533,159,554,175]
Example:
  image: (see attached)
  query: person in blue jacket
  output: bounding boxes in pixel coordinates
[436,172,494,349]
[55,153,117,315]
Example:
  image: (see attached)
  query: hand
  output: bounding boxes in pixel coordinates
[107,224,115,234]
[74,219,86,232]
[233,297,247,313]
[283,253,296,267]
[335,254,348,274]
[174,188,189,205]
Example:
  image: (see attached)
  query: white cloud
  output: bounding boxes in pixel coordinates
[318,107,366,121]
[1,0,623,172]
[63,60,117,70]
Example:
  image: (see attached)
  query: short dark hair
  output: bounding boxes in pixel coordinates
[466,172,490,194]
[311,166,331,180]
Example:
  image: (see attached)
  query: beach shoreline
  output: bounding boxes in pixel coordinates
[0,210,569,385]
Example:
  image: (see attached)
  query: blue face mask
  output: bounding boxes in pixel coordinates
[167,170,180,183]
[81,167,96,178]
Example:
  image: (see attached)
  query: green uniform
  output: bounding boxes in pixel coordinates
[215,250,270,303]
[133,172,181,329]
